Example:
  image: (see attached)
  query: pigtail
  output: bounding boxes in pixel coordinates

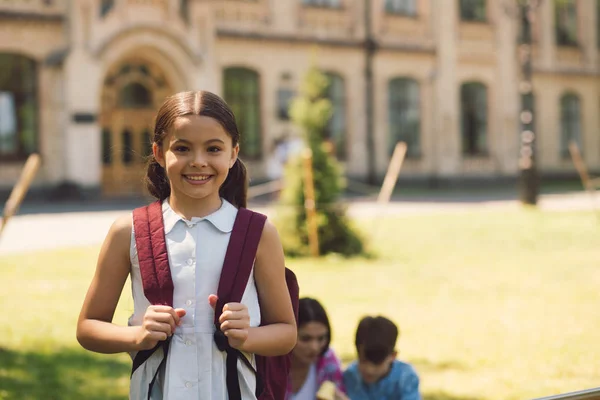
[219,158,248,209]
[145,157,171,201]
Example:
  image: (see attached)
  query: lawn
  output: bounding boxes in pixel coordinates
[1,207,599,400]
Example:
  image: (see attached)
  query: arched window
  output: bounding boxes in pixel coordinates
[460,0,487,22]
[555,0,578,46]
[102,128,112,165]
[180,0,190,23]
[324,72,347,160]
[223,67,262,159]
[461,82,488,156]
[0,53,38,160]
[100,0,114,17]
[388,78,420,157]
[560,93,582,158]
[385,0,416,15]
[122,129,133,164]
[141,129,152,161]
[119,82,152,108]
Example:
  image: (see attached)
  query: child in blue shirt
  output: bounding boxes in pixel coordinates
[343,316,421,400]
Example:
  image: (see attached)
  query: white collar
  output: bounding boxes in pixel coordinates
[161,198,237,234]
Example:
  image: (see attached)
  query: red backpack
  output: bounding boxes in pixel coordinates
[131,201,300,400]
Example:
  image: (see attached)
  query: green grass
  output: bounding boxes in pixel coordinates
[1,208,599,399]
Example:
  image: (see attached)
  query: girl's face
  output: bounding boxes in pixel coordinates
[292,322,329,366]
[154,115,238,207]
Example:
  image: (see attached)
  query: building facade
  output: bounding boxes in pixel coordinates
[0,0,599,198]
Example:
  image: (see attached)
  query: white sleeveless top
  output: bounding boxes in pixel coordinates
[129,198,261,399]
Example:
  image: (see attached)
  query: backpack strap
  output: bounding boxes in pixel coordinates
[213,208,267,400]
[131,201,174,398]
[132,201,174,307]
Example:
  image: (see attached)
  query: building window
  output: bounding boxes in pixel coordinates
[102,128,112,165]
[324,72,347,160]
[0,54,38,160]
[122,129,133,164]
[555,0,578,46]
[119,83,152,108]
[277,88,295,121]
[560,93,582,158]
[597,0,600,48]
[141,129,152,160]
[100,0,114,17]
[388,78,420,157]
[180,0,190,23]
[460,0,487,22]
[385,0,416,15]
[302,0,341,8]
[461,82,488,156]
[223,67,262,159]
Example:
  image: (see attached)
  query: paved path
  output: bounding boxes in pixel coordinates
[1,192,597,255]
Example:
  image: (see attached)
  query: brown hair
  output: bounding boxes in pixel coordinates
[355,316,398,364]
[145,91,248,208]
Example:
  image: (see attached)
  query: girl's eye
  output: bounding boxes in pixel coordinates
[174,146,189,152]
[208,146,222,153]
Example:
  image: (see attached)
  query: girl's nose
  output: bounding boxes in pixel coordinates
[190,153,208,168]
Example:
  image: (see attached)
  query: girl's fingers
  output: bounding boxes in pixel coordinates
[219,309,250,324]
[148,312,177,332]
[223,329,248,341]
[145,321,174,336]
[220,319,249,331]
[148,331,169,342]
[208,294,219,310]
[222,302,245,312]
[173,308,186,325]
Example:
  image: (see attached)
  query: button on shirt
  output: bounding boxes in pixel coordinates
[129,199,261,399]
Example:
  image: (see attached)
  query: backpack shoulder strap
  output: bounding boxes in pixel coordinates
[213,208,267,323]
[132,201,174,307]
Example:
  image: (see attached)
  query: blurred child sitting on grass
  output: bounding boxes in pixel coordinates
[343,316,421,400]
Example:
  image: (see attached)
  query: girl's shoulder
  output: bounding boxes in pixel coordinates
[112,213,133,237]
[103,214,133,253]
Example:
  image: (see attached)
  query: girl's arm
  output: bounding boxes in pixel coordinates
[76,215,183,354]
[240,220,297,356]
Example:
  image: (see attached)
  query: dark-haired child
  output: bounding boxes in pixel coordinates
[343,316,420,400]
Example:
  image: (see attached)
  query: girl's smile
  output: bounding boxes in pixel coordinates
[183,174,213,184]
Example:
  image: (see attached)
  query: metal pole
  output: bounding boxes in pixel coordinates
[518,0,541,205]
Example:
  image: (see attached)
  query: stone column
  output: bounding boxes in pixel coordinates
[538,0,555,69]
[494,1,520,174]
[191,2,218,94]
[581,0,598,70]
[432,0,460,176]
[62,0,103,193]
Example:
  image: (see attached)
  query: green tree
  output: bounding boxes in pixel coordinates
[276,67,365,257]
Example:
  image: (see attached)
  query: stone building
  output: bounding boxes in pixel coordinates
[0,0,598,198]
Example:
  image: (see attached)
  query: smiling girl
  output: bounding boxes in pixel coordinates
[76,91,297,399]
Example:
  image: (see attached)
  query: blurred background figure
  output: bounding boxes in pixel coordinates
[288,298,347,400]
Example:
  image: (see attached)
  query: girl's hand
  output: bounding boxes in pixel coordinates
[135,305,186,350]
[210,295,250,350]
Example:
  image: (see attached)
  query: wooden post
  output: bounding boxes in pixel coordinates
[302,149,319,257]
[0,153,42,237]
[377,142,407,204]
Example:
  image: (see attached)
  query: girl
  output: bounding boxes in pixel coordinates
[287,298,348,400]
[77,91,297,399]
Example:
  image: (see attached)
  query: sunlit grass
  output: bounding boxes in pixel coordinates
[1,208,599,399]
